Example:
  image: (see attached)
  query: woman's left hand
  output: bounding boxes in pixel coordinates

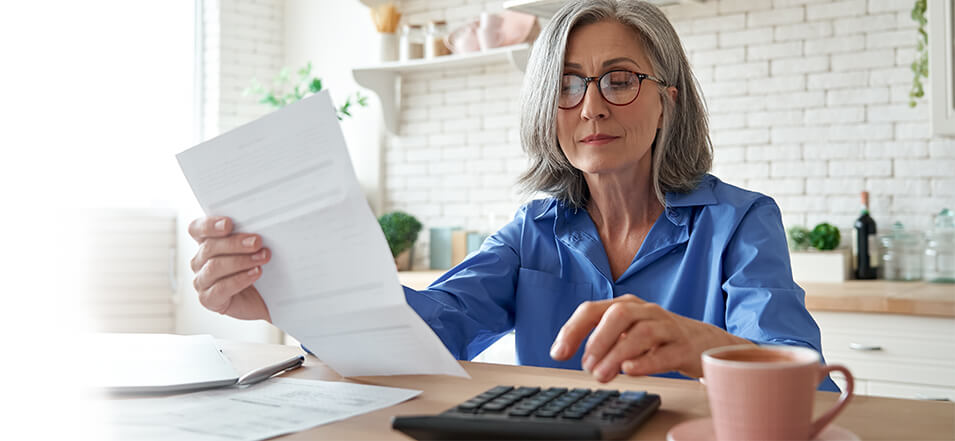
[549,294,752,382]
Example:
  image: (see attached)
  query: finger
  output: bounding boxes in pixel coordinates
[195,250,270,292]
[582,299,663,371]
[581,302,642,371]
[550,299,613,361]
[621,343,685,378]
[198,266,263,314]
[188,216,233,242]
[190,234,263,273]
[591,320,676,382]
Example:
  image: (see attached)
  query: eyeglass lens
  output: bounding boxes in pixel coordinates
[559,71,641,109]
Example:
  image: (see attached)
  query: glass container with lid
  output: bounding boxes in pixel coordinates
[425,20,450,59]
[400,24,425,61]
[879,222,922,281]
[924,208,955,283]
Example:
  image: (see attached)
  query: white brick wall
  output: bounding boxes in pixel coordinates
[202,0,284,137]
[670,0,955,234]
[378,0,955,271]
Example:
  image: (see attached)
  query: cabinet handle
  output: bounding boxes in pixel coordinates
[915,394,951,401]
[848,342,882,351]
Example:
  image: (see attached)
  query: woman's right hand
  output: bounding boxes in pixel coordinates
[188,216,272,322]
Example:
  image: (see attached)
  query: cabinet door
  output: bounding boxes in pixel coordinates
[813,311,955,392]
[867,380,955,402]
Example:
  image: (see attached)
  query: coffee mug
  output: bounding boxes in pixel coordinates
[701,345,854,441]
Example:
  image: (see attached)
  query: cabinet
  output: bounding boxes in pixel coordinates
[812,310,955,401]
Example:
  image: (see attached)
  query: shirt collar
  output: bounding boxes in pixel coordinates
[665,174,719,208]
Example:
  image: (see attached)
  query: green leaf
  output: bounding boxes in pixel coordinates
[309,78,323,93]
[809,223,840,251]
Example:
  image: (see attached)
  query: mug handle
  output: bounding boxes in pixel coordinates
[809,364,854,439]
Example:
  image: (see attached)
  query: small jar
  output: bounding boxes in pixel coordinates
[425,20,450,59]
[399,24,425,61]
[924,208,955,283]
[879,222,922,281]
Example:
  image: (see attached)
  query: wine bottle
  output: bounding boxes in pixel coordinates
[853,191,878,279]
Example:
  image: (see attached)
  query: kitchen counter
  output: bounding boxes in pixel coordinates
[800,280,954,318]
[398,271,955,318]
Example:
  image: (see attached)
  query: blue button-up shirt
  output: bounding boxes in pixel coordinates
[404,174,838,391]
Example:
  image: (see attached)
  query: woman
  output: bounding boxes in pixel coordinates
[189,0,838,391]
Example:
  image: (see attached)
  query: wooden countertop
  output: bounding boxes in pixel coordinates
[399,271,955,318]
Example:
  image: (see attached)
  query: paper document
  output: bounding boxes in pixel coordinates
[106,378,421,441]
[89,333,239,393]
[177,91,466,377]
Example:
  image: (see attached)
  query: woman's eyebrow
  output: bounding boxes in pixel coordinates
[602,57,641,68]
[562,58,642,70]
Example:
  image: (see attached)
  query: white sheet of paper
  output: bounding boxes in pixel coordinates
[105,378,421,441]
[176,91,467,378]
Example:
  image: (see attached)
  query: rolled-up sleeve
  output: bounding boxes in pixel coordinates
[404,206,525,360]
[721,197,839,392]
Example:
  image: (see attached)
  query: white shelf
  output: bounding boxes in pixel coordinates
[352,43,531,133]
[503,0,705,18]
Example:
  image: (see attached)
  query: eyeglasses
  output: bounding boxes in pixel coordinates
[558,70,667,110]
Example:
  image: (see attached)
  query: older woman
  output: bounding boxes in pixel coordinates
[188,0,838,391]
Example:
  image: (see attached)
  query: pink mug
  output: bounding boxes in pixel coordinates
[702,344,854,441]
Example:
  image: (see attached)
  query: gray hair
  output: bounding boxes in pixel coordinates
[518,0,712,209]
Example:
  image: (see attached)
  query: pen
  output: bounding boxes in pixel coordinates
[236,355,305,386]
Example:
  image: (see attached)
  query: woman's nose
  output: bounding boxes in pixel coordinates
[579,82,609,120]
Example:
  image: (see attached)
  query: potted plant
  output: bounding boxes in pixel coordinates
[788,223,850,282]
[245,61,368,119]
[378,211,422,271]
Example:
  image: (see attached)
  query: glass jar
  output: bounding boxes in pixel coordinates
[924,208,955,283]
[425,20,450,59]
[399,24,425,61]
[879,222,922,281]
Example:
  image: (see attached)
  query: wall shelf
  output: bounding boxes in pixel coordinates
[503,0,705,18]
[352,43,531,133]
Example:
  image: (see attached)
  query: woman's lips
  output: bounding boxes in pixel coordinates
[580,134,619,145]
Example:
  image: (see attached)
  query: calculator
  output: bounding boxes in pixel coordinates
[391,385,661,440]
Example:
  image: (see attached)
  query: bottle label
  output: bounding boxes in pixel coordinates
[869,234,879,268]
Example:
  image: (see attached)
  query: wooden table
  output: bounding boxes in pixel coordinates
[220,341,955,440]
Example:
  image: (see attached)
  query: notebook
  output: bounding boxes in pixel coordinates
[89,333,239,393]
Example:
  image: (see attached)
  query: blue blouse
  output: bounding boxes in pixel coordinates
[404,174,839,392]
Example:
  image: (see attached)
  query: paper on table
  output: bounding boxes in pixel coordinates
[176,91,466,378]
[105,377,421,441]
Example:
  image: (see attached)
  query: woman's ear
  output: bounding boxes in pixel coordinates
[657,87,678,128]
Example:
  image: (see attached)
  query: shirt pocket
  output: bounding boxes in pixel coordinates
[514,267,594,367]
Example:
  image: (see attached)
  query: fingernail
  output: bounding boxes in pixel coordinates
[622,361,634,372]
[252,249,266,261]
[582,355,595,372]
[594,366,610,381]
[243,236,256,247]
[215,219,226,231]
[550,342,562,359]
[247,267,259,276]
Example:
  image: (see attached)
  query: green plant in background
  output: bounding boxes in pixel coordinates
[809,223,841,251]
[787,226,811,251]
[909,0,928,107]
[378,211,423,258]
[244,61,368,120]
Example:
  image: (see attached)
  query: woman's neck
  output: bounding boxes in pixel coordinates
[584,165,663,236]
